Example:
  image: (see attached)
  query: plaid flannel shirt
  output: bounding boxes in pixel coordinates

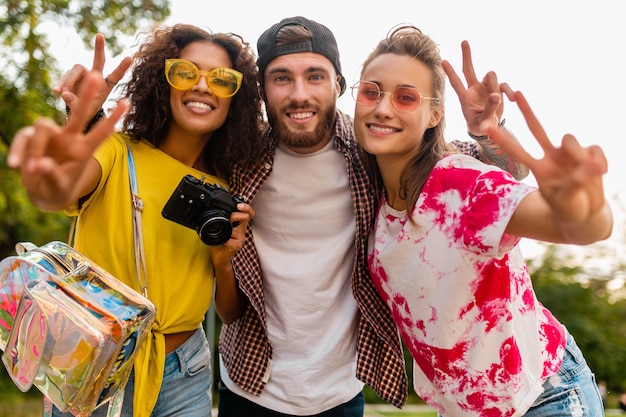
[220,110,409,408]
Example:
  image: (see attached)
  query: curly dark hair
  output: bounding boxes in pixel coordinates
[120,23,264,177]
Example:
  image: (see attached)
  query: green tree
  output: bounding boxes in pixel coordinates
[0,0,170,399]
[0,0,170,259]
[529,244,626,394]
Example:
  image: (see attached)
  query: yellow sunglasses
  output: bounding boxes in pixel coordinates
[165,59,243,97]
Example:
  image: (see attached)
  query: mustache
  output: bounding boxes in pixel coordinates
[282,101,316,112]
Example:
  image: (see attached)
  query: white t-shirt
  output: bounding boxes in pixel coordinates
[220,139,363,414]
[369,154,566,417]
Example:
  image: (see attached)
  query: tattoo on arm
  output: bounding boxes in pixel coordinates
[477,138,529,180]
[452,138,530,181]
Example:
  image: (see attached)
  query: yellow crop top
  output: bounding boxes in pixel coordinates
[67,133,227,416]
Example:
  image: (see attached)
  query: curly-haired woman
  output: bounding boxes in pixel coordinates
[8,23,263,417]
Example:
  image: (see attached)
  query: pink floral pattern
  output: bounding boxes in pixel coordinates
[369,155,566,417]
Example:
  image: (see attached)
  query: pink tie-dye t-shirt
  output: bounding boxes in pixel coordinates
[369,154,566,417]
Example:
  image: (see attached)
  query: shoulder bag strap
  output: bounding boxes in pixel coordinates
[126,142,149,298]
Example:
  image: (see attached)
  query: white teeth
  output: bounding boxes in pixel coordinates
[187,101,214,110]
[290,112,313,119]
[369,125,397,134]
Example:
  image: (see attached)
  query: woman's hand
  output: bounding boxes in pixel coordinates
[442,40,504,137]
[486,89,612,243]
[8,73,129,211]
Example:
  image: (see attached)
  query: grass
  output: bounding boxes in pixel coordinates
[0,397,42,417]
[1,395,624,417]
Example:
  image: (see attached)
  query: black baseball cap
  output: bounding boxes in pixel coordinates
[257,16,346,96]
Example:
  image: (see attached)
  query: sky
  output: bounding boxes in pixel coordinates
[45,0,626,274]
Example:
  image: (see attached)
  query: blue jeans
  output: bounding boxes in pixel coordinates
[524,331,603,417]
[217,381,364,417]
[51,327,213,417]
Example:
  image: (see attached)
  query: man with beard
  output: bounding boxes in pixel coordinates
[217,16,526,417]
[48,16,522,417]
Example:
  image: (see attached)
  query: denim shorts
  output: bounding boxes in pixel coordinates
[524,331,604,417]
[51,327,213,417]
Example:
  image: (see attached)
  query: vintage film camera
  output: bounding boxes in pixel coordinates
[162,175,244,246]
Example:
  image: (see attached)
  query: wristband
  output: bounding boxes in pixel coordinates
[65,105,105,133]
[468,118,506,141]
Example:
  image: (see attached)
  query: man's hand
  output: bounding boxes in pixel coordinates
[54,33,132,118]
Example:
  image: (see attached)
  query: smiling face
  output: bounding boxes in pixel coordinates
[354,53,442,167]
[263,52,341,154]
[168,41,234,141]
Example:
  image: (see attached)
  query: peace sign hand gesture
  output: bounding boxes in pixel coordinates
[8,73,129,211]
[54,33,132,120]
[443,40,504,137]
[485,87,612,244]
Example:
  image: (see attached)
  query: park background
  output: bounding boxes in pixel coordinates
[1,0,625,415]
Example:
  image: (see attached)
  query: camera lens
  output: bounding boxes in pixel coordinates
[196,210,233,246]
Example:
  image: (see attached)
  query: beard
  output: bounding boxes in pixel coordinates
[266,100,336,150]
